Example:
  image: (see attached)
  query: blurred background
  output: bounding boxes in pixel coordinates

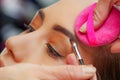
[0,0,58,52]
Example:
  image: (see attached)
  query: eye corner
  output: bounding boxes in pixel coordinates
[23,24,35,33]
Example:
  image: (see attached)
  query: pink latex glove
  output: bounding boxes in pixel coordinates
[80,0,120,33]
[75,3,120,46]
[76,0,120,53]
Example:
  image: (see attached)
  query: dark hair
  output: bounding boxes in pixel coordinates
[93,46,120,80]
[78,40,120,80]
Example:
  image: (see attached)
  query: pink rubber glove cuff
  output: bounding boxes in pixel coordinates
[75,3,120,47]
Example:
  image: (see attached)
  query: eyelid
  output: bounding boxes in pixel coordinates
[46,43,63,57]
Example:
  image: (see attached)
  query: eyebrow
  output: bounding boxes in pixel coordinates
[53,25,78,43]
[37,10,78,44]
[38,9,45,21]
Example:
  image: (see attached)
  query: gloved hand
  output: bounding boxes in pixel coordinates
[79,0,120,54]
[80,0,120,33]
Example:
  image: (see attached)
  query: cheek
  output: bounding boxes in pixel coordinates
[22,45,66,65]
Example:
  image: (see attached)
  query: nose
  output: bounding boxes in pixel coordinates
[5,30,34,50]
[5,36,18,51]
[4,29,46,63]
[5,34,30,51]
[5,35,26,62]
[4,28,47,64]
[5,33,36,62]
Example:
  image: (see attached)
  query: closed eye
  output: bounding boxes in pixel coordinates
[46,43,63,58]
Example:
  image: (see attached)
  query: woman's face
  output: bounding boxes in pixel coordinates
[0,0,96,67]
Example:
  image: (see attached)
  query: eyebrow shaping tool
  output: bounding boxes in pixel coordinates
[70,39,91,80]
[70,39,85,65]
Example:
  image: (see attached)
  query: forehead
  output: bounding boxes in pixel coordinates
[30,0,96,33]
[43,0,96,29]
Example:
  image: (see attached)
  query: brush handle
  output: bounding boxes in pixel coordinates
[78,59,85,65]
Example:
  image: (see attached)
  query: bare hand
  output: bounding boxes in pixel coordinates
[0,63,96,80]
[111,39,120,53]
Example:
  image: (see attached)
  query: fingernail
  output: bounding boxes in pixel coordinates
[82,66,96,74]
[79,23,86,33]
[79,26,86,33]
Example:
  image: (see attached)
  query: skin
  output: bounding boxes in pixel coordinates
[0,0,120,80]
[0,0,97,79]
[0,0,97,66]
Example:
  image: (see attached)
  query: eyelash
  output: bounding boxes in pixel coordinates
[46,43,62,58]
[24,24,35,32]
